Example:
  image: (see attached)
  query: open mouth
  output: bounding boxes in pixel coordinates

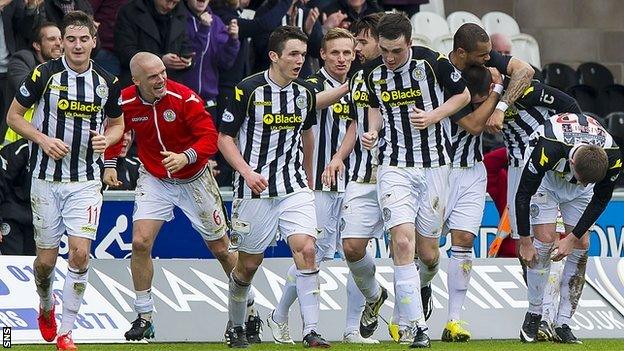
[292,67,301,75]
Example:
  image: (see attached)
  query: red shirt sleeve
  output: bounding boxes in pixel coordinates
[181,90,218,163]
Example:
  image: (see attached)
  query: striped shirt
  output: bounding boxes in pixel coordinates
[364,46,466,168]
[15,56,122,182]
[349,69,377,183]
[307,68,352,192]
[219,70,317,199]
[502,82,581,167]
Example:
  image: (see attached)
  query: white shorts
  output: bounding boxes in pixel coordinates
[314,191,343,262]
[31,179,102,249]
[340,182,384,240]
[530,172,593,228]
[377,165,449,238]
[231,188,317,254]
[133,167,227,241]
[507,165,523,239]
[444,162,487,235]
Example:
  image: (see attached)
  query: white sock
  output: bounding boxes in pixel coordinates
[345,273,365,334]
[134,289,153,321]
[394,263,425,327]
[542,259,563,323]
[273,264,298,324]
[228,272,251,328]
[447,246,472,321]
[392,279,407,328]
[59,266,89,335]
[527,239,553,315]
[416,257,439,288]
[35,265,56,312]
[346,252,380,303]
[296,269,320,335]
[556,249,588,326]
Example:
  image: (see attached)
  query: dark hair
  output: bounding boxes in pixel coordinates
[349,12,383,38]
[268,26,308,56]
[377,12,412,42]
[453,23,489,52]
[462,66,491,98]
[34,21,59,44]
[60,11,97,37]
[574,143,609,184]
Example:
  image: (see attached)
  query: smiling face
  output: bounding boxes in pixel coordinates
[271,38,307,81]
[62,25,96,70]
[321,37,354,81]
[379,34,410,71]
[187,0,209,13]
[465,40,492,67]
[35,25,62,62]
[133,57,168,102]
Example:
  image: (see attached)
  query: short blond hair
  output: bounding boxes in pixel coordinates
[574,144,608,184]
[321,28,356,50]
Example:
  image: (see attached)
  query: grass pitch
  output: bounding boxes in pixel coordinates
[10,340,624,351]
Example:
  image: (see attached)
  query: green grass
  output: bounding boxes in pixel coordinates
[9,340,624,351]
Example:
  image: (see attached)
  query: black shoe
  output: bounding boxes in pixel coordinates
[537,320,554,341]
[302,330,331,348]
[124,316,155,341]
[520,312,541,343]
[421,284,433,321]
[225,324,249,348]
[554,324,582,344]
[360,286,388,338]
[245,311,263,344]
[410,327,431,348]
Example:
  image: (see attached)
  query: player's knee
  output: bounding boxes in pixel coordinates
[392,234,414,257]
[212,245,231,263]
[68,247,89,269]
[343,241,366,262]
[418,249,439,267]
[132,234,153,254]
[34,258,55,277]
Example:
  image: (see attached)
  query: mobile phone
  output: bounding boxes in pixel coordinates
[181,52,196,59]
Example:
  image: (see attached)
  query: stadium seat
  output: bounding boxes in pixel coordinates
[543,63,577,91]
[446,11,483,33]
[481,11,520,36]
[419,0,445,17]
[510,33,541,68]
[432,34,453,55]
[577,62,614,91]
[411,12,450,42]
[599,84,624,116]
[606,111,624,140]
[567,84,600,116]
[412,33,433,49]
[532,65,544,82]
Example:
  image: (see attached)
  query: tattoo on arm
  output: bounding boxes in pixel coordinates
[501,66,532,105]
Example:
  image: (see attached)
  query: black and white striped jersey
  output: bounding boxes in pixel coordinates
[502,81,581,167]
[364,46,466,168]
[15,56,122,182]
[307,68,353,192]
[349,69,377,183]
[219,70,317,199]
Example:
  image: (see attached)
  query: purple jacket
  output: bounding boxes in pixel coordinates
[183,6,240,102]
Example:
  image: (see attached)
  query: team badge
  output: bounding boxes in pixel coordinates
[19,83,30,97]
[530,204,540,219]
[296,95,307,109]
[222,110,235,123]
[450,71,462,83]
[383,207,392,222]
[412,66,426,81]
[0,222,10,236]
[163,109,176,122]
[96,84,109,99]
[339,218,346,232]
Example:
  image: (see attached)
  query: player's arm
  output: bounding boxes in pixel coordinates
[182,93,219,162]
[322,121,355,187]
[316,83,349,110]
[7,65,69,160]
[361,70,382,149]
[515,81,582,114]
[302,128,315,188]
[457,68,503,135]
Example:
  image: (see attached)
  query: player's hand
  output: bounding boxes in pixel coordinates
[304,7,320,35]
[103,168,122,188]
[160,151,189,173]
[24,0,44,10]
[321,156,345,187]
[518,236,537,268]
[410,107,438,130]
[322,11,348,31]
[361,131,378,150]
[242,169,268,195]
[485,109,504,134]
[162,53,189,70]
[39,135,69,160]
[228,19,239,39]
[200,11,213,27]
[551,234,578,261]
[90,130,108,154]
[488,67,503,85]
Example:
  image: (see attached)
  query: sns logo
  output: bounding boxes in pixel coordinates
[0,278,9,296]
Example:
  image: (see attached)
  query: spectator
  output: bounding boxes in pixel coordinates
[115,0,194,87]
[253,0,323,79]
[321,0,383,30]
[104,131,140,190]
[490,33,511,55]
[29,0,94,26]
[91,0,128,76]
[0,139,35,255]
[2,22,62,146]
[182,0,240,118]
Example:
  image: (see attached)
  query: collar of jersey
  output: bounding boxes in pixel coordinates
[61,55,92,77]
[320,67,343,87]
[264,70,293,91]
